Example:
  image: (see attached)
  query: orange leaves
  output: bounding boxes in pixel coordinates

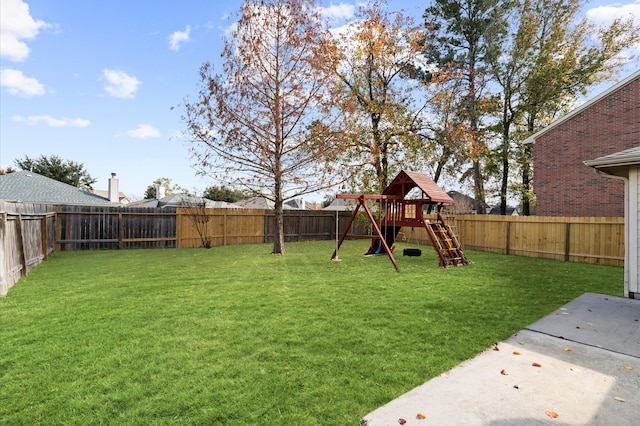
[545,410,559,418]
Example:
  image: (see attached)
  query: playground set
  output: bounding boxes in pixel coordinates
[331,170,472,271]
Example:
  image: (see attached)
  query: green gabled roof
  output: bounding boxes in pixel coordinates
[0,171,112,205]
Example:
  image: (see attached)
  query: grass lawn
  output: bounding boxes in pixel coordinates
[0,240,623,425]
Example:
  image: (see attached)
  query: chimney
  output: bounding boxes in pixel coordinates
[156,185,166,200]
[108,173,119,203]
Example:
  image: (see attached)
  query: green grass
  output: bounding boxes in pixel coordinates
[0,240,622,425]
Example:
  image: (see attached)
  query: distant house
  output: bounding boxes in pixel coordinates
[585,147,640,299]
[87,173,129,204]
[523,70,639,217]
[488,207,519,216]
[322,197,357,211]
[129,193,236,209]
[445,190,477,214]
[0,171,115,205]
[92,190,130,204]
[233,197,296,210]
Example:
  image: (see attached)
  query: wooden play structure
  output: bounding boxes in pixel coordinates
[331,170,472,271]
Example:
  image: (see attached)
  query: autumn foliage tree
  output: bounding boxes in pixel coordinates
[182,0,342,254]
[329,1,426,194]
[422,0,506,214]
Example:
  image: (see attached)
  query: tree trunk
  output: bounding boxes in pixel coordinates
[521,144,532,216]
[473,160,486,214]
[500,133,509,215]
[272,195,285,255]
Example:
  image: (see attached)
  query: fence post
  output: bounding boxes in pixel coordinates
[564,222,571,262]
[41,215,49,260]
[175,209,181,248]
[223,212,227,246]
[16,214,27,277]
[505,220,511,255]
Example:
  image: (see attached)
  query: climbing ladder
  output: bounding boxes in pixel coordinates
[425,211,472,268]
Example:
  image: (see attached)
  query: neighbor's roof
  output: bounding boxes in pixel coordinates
[0,171,112,205]
[322,197,357,211]
[383,170,454,205]
[233,197,294,210]
[128,194,237,208]
[523,69,640,145]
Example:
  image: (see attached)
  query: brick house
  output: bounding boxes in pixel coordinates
[524,69,640,217]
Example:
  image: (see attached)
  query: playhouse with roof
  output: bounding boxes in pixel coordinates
[331,170,472,271]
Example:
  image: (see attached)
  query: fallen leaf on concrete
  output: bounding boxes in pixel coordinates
[624,365,634,371]
[513,351,521,355]
[532,362,542,367]
[398,418,407,425]
[570,367,582,372]
[440,373,449,379]
[513,385,519,389]
[564,347,572,352]
[546,410,559,418]
[500,369,508,375]
[493,345,500,351]
[416,412,426,419]
[614,396,626,402]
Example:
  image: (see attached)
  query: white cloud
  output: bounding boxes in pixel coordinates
[586,0,640,24]
[0,0,49,62]
[586,1,640,53]
[12,114,90,128]
[102,69,141,99]
[319,3,355,22]
[0,68,45,96]
[127,124,161,139]
[168,25,191,51]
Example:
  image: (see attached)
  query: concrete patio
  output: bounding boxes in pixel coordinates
[362,293,640,425]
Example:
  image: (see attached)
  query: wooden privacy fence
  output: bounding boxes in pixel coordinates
[53,206,353,250]
[0,202,55,295]
[55,205,178,250]
[399,215,624,267]
[177,208,353,248]
[1,203,626,296]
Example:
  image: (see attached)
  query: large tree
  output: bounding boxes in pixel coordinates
[487,0,639,215]
[12,154,97,190]
[329,1,426,194]
[202,185,248,203]
[423,0,507,214]
[182,0,342,254]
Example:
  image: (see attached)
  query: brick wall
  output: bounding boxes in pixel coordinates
[533,76,639,217]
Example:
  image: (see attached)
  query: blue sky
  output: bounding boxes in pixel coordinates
[1,0,639,201]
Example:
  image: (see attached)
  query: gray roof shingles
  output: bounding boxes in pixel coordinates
[0,171,113,205]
